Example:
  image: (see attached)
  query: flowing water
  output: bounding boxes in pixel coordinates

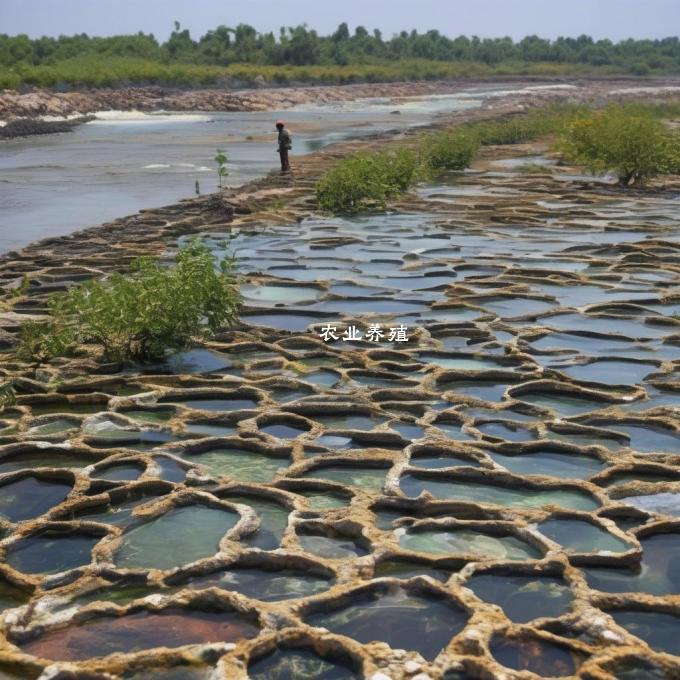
[0,87,526,253]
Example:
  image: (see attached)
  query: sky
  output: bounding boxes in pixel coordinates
[1,0,678,42]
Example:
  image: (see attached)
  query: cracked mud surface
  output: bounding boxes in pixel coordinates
[0,106,679,679]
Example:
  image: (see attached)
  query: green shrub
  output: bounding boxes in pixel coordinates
[16,241,241,363]
[316,149,420,213]
[559,104,678,185]
[0,380,16,412]
[423,131,479,173]
[513,162,552,174]
[16,320,75,363]
[467,105,585,145]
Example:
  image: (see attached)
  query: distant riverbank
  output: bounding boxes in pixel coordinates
[3,77,680,139]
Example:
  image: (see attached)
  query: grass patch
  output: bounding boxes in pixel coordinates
[512,162,553,174]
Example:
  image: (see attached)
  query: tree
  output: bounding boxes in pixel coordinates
[559,105,678,186]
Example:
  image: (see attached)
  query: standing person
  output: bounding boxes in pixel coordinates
[276,120,292,172]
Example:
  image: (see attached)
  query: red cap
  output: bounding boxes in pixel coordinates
[276,120,285,126]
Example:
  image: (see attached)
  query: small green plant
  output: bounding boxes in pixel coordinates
[423,131,479,173]
[513,162,552,174]
[16,240,241,363]
[0,380,16,413]
[559,104,679,185]
[316,149,420,213]
[9,275,30,299]
[214,149,229,189]
[16,319,76,363]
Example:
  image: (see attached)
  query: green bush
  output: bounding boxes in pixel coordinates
[15,320,75,363]
[423,131,479,173]
[513,162,552,174]
[16,241,241,363]
[464,105,586,146]
[559,104,679,185]
[0,380,16,412]
[316,149,420,213]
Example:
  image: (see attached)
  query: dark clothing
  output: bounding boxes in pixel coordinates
[277,126,292,172]
[279,148,291,172]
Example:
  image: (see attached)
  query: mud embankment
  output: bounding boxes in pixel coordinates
[2,77,680,139]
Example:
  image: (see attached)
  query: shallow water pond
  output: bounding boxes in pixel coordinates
[183,567,332,601]
[487,451,605,480]
[0,451,94,473]
[74,493,161,527]
[619,492,680,516]
[260,423,309,439]
[7,530,100,575]
[583,532,680,595]
[297,529,367,559]
[0,477,71,523]
[399,528,541,560]
[605,423,680,454]
[313,414,387,431]
[490,635,580,677]
[410,452,479,470]
[168,397,258,412]
[538,518,631,554]
[243,312,328,332]
[94,463,144,482]
[227,495,290,551]
[28,418,79,436]
[242,283,324,304]
[115,505,238,569]
[374,559,452,581]
[400,474,598,511]
[302,465,388,492]
[297,490,349,510]
[183,447,289,483]
[515,391,612,416]
[305,586,467,660]
[559,359,657,385]
[161,349,233,374]
[442,381,509,402]
[152,456,187,483]
[466,573,572,622]
[476,421,535,442]
[610,610,680,655]
[184,421,239,438]
[20,608,259,661]
[418,353,505,371]
[249,648,358,680]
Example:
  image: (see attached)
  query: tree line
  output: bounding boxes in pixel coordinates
[2,22,679,76]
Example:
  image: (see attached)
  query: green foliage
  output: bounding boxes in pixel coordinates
[423,131,479,172]
[214,148,228,189]
[316,129,483,213]
[513,162,552,174]
[559,104,679,185]
[16,319,75,363]
[466,105,585,145]
[315,150,420,213]
[16,241,241,363]
[0,380,16,412]
[2,25,680,89]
